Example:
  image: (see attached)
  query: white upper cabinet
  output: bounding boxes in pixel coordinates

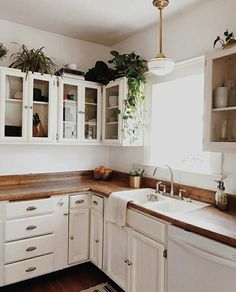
[28,72,57,143]
[102,77,144,146]
[0,68,28,142]
[204,46,236,152]
[0,67,57,143]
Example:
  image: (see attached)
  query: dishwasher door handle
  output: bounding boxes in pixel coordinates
[170,237,236,269]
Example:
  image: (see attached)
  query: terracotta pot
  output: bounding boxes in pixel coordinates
[129,176,142,189]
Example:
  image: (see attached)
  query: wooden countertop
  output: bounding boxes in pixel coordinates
[0,178,236,248]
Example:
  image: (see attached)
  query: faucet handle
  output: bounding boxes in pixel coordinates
[178,189,187,200]
[155,181,162,193]
[160,184,167,194]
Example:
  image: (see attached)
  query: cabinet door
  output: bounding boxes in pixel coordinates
[58,78,82,143]
[102,78,124,145]
[68,208,89,264]
[130,231,165,292]
[28,73,57,142]
[81,82,102,143]
[0,68,28,142]
[106,222,129,290]
[90,209,103,269]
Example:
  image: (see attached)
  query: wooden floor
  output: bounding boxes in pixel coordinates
[1,263,123,292]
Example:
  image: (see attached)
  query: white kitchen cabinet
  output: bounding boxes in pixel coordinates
[129,230,165,292]
[203,46,236,152]
[68,194,90,264]
[90,195,104,269]
[102,77,144,146]
[106,222,129,290]
[0,67,57,143]
[58,78,102,144]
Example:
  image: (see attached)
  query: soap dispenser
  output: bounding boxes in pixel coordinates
[215,180,228,211]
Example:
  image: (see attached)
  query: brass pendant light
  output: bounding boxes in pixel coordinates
[148,0,175,76]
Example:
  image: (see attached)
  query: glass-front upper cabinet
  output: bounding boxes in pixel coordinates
[28,72,57,142]
[58,78,81,142]
[204,46,236,152]
[81,82,101,143]
[0,68,28,141]
[102,78,123,144]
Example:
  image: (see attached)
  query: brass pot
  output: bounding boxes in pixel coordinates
[129,176,142,189]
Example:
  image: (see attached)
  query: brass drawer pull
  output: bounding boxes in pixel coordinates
[26,246,37,252]
[75,199,84,204]
[26,267,36,273]
[93,201,98,206]
[26,206,37,211]
[26,225,37,231]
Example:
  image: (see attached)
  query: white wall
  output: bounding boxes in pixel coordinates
[110,0,236,195]
[0,19,111,175]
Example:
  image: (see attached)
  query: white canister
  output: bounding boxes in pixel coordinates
[108,96,118,107]
[214,87,228,108]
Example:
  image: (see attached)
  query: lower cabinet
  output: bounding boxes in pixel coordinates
[105,217,166,292]
[90,208,103,269]
[129,230,165,292]
[68,208,89,264]
[106,222,129,290]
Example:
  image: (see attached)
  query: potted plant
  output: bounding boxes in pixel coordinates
[10,45,57,76]
[108,51,147,143]
[214,29,236,49]
[129,168,144,189]
[0,43,8,60]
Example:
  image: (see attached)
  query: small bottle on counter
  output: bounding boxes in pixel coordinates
[215,180,228,211]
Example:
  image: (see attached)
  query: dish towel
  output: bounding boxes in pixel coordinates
[106,192,133,227]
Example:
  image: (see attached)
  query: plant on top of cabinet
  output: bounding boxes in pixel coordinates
[10,45,57,76]
[108,51,147,143]
[214,29,236,49]
[0,43,8,60]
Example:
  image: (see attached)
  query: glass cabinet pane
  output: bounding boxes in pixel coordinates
[84,87,98,140]
[32,79,49,138]
[4,75,24,138]
[105,85,119,140]
[63,84,78,139]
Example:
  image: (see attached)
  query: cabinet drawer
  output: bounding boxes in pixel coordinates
[70,194,89,209]
[127,209,166,243]
[6,198,54,219]
[4,254,54,285]
[91,195,103,213]
[5,214,55,242]
[4,234,54,264]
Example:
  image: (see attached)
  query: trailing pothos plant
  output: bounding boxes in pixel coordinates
[10,45,57,76]
[108,51,147,143]
[0,43,8,60]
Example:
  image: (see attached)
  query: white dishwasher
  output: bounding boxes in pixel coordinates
[168,225,236,292]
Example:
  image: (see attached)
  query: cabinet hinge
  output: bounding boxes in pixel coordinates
[163,249,167,259]
[56,133,59,141]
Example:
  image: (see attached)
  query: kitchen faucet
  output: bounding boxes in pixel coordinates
[153,164,175,197]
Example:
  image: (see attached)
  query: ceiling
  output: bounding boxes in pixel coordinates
[0,0,204,46]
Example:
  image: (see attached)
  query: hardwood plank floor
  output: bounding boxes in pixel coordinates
[0,263,123,292]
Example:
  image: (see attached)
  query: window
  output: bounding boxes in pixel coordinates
[150,57,220,174]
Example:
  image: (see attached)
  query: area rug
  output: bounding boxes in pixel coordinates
[81,282,117,292]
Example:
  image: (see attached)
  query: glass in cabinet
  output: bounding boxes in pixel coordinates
[58,78,81,142]
[28,73,56,142]
[204,46,236,152]
[103,79,122,144]
[82,83,101,142]
[0,68,28,141]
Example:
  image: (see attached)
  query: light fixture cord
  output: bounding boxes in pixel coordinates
[159,7,163,55]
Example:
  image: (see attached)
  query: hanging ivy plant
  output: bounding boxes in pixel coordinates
[108,51,147,143]
[0,43,8,60]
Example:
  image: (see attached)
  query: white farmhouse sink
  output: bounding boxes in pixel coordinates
[143,199,209,215]
[112,188,209,215]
